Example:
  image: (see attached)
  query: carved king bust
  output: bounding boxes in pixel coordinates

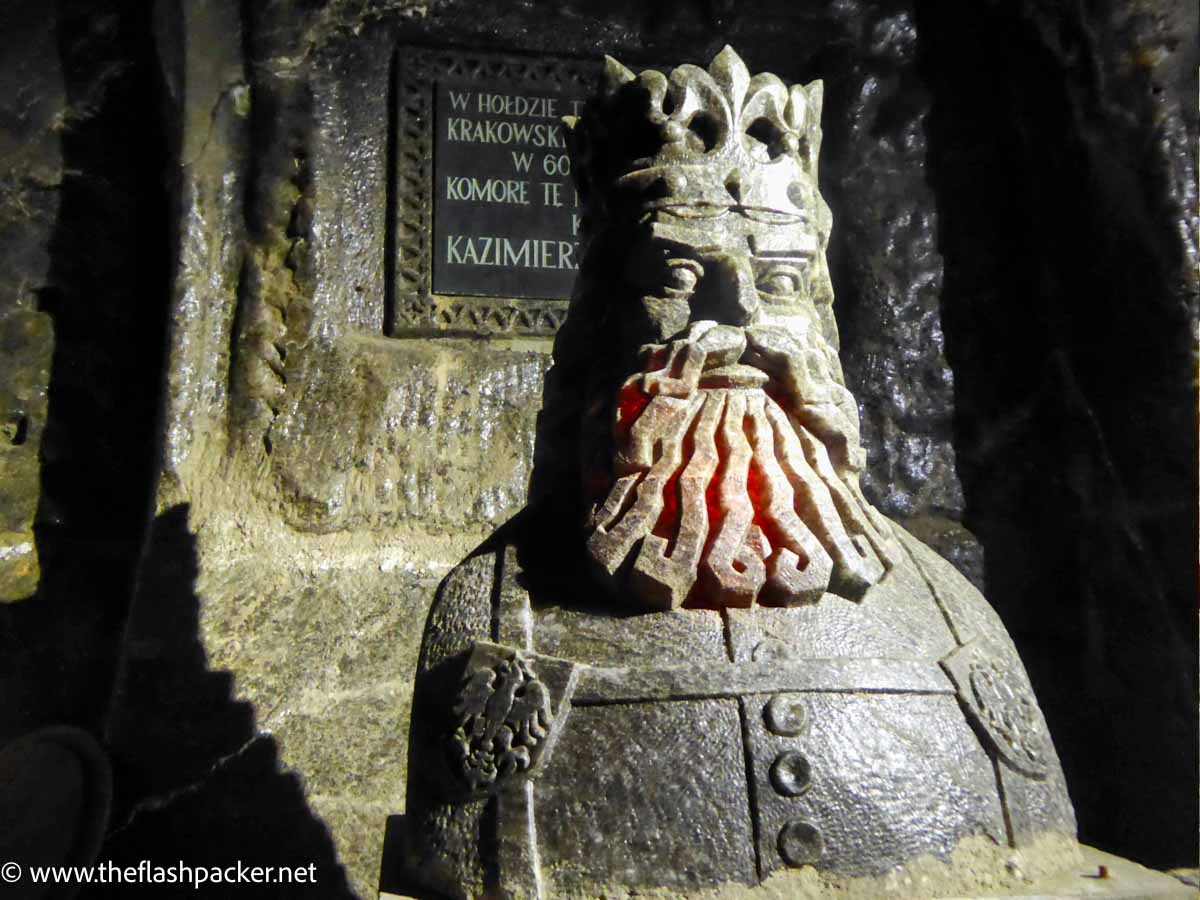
[403,46,1076,898]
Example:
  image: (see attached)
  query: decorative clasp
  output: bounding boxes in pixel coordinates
[941,640,1051,778]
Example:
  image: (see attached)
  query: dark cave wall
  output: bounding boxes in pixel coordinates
[0,0,1193,895]
[0,0,169,731]
[917,0,1198,866]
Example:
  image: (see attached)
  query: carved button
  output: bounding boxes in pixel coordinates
[764,694,808,737]
[778,820,823,867]
[769,750,812,797]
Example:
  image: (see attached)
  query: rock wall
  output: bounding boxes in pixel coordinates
[0,0,1194,896]
[0,0,170,741]
[0,5,62,601]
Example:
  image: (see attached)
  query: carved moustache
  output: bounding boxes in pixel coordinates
[586,321,902,610]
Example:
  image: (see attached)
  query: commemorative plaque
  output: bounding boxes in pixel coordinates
[433,81,585,300]
[391,48,596,336]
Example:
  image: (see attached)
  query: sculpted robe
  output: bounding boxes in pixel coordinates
[403,509,1075,898]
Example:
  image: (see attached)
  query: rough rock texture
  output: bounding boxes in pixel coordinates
[270,338,546,533]
[0,0,169,737]
[917,0,1199,868]
[819,4,967,532]
[0,5,61,601]
[0,0,1192,897]
[491,838,1192,900]
[0,312,52,601]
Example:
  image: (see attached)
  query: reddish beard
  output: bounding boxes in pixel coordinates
[585,324,902,611]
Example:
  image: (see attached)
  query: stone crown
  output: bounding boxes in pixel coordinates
[570,46,825,226]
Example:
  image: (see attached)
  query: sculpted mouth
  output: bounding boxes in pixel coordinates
[636,323,778,395]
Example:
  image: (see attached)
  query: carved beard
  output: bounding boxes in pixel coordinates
[585,320,903,610]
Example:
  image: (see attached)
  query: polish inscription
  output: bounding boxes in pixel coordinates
[433,80,586,300]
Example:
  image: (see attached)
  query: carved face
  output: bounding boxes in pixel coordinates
[577,49,901,610]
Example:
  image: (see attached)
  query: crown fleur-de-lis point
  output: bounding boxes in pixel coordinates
[805,81,823,130]
[784,84,808,133]
[709,45,751,121]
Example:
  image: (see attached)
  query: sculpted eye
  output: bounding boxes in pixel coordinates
[758,265,805,300]
[663,258,703,298]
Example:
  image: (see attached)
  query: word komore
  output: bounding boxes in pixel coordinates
[446,235,579,270]
[446,176,530,205]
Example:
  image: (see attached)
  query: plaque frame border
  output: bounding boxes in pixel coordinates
[390,45,597,337]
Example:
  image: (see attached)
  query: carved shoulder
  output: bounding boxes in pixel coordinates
[890,524,1014,652]
[417,550,498,679]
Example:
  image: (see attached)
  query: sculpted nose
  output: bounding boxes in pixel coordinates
[693,251,760,327]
